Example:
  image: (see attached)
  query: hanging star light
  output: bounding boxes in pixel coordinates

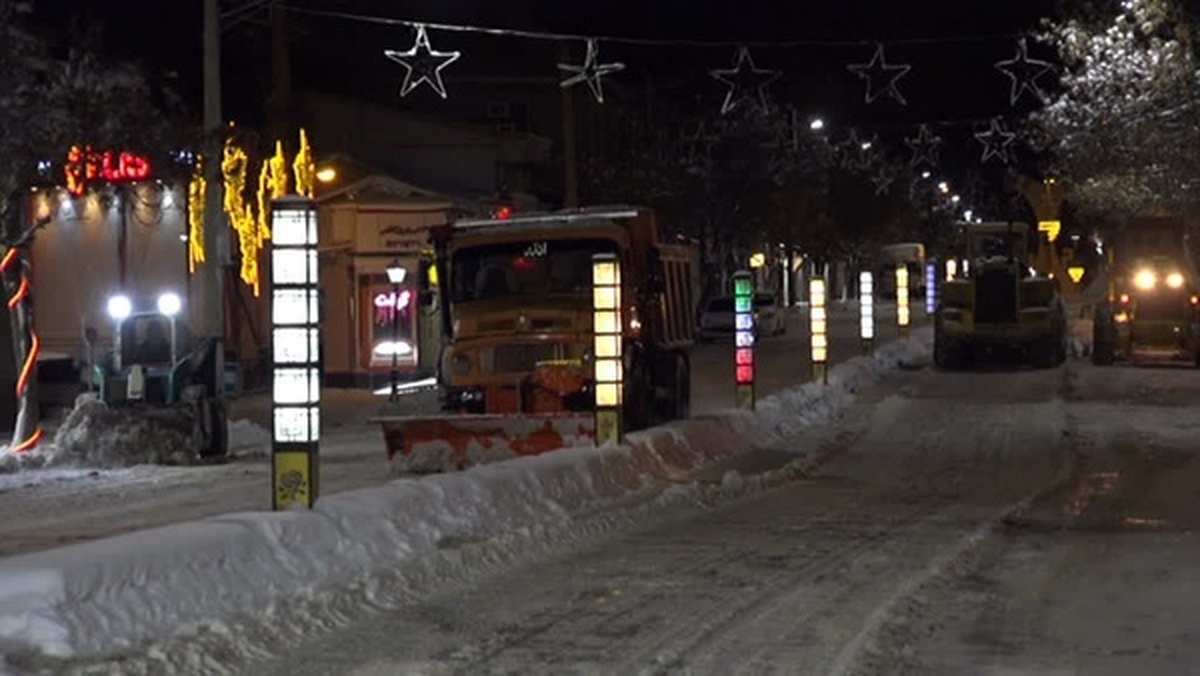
[836,130,878,171]
[975,118,1017,164]
[904,124,942,168]
[709,46,781,115]
[871,164,898,196]
[558,39,624,103]
[994,37,1054,106]
[383,24,461,99]
[847,44,911,105]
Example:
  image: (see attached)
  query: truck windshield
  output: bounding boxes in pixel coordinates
[450,238,619,302]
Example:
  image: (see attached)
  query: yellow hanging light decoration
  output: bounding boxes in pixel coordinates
[292,128,316,198]
[187,156,206,274]
[222,138,264,296]
[220,129,315,296]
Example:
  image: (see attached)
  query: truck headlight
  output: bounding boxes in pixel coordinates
[452,353,471,375]
[1133,269,1156,290]
[1166,272,1184,289]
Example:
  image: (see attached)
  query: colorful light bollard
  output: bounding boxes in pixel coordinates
[733,270,755,409]
[592,253,623,445]
[945,259,958,281]
[925,259,938,315]
[270,195,321,510]
[896,265,910,337]
[859,271,874,355]
[810,277,828,383]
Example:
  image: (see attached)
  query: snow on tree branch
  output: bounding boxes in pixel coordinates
[1031,0,1200,217]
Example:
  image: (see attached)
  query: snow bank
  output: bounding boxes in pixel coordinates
[0,330,931,665]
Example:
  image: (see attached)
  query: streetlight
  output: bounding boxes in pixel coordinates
[386,258,407,403]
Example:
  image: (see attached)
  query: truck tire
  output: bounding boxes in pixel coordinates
[652,353,690,424]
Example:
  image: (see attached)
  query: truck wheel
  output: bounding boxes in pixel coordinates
[673,354,691,421]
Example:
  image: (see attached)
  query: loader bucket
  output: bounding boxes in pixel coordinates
[373,413,596,473]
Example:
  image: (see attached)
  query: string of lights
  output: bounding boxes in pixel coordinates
[284,6,1033,48]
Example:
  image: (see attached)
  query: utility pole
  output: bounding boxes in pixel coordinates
[268,0,292,142]
[201,0,226,396]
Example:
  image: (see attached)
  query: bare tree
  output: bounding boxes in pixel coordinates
[0,10,186,451]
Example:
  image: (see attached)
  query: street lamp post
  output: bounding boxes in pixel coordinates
[386,258,406,403]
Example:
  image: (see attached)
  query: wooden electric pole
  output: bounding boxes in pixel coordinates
[201,0,226,395]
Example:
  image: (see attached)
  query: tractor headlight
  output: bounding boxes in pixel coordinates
[1166,272,1185,289]
[1133,269,1156,290]
[157,292,182,316]
[107,294,132,320]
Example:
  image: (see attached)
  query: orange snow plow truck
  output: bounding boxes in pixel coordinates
[376,206,697,472]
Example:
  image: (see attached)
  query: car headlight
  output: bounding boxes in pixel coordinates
[452,353,471,375]
[1166,272,1185,289]
[1133,269,1156,290]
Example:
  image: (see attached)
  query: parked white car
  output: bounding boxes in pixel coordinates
[697,293,786,341]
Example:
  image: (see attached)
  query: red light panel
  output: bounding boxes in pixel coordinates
[736,364,754,384]
[735,348,753,366]
[493,205,513,220]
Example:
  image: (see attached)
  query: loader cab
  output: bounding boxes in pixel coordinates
[99,291,187,404]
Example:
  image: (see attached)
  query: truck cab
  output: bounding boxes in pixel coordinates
[426,206,696,430]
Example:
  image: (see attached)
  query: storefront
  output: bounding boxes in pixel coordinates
[317,176,462,387]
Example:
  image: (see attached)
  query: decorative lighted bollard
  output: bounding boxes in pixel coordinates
[925,259,938,315]
[896,264,910,337]
[859,271,874,355]
[270,195,321,510]
[592,253,624,445]
[810,277,828,383]
[733,270,755,409]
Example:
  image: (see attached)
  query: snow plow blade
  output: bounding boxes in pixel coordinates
[373,413,596,473]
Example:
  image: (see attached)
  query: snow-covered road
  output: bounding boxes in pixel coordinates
[0,304,898,558]
[244,348,1085,674]
[228,356,1200,675]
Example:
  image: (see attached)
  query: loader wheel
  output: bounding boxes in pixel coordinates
[1029,333,1064,369]
[194,396,229,461]
[1092,312,1116,366]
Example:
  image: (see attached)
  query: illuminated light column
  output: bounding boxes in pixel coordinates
[270,195,320,510]
[859,271,874,355]
[732,271,755,409]
[925,259,938,315]
[810,277,828,384]
[592,253,623,445]
[896,265,910,337]
[945,259,957,281]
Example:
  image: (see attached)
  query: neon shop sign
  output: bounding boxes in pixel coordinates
[64,145,153,195]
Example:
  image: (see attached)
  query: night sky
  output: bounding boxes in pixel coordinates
[25,0,1061,185]
[24,1,1056,115]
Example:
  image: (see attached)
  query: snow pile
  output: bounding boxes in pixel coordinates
[1069,317,1093,358]
[0,330,931,669]
[227,419,270,458]
[46,395,197,468]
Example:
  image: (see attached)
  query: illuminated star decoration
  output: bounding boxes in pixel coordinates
[871,164,898,196]
[847,44,911,105]
[994,37,1054,106]
[558,39,625,103]
[975,118,1017,164]
[904,124,942,168]
[383,24,461,99]
[709,46,782,115]
[836,130,878,171]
